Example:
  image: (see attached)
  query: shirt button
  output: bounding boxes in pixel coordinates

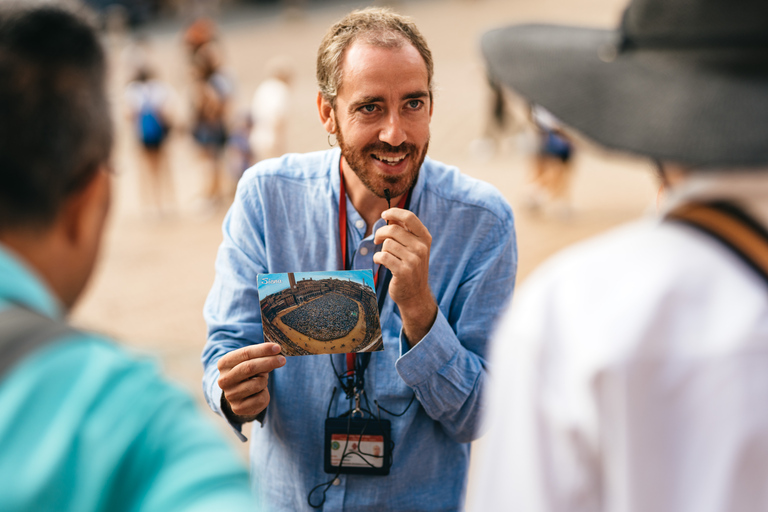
[359,247,369,256]
[333,478,341,486]
[355,220,365,229]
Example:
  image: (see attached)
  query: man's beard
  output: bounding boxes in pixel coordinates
[337,127,428,199]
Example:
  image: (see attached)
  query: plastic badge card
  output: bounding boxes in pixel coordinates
[257,270,383,356]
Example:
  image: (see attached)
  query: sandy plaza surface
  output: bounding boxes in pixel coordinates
[69,0,658,501]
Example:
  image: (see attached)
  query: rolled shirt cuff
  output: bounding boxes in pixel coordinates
[395,310,460,388]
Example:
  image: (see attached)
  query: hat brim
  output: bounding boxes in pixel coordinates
[482,24,768,168]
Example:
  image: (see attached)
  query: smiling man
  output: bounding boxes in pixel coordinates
[202,8,517,511]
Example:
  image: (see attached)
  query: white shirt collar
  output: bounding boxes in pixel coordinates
[661,170,768,226]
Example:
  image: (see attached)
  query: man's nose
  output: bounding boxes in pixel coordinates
[379,111,407,147]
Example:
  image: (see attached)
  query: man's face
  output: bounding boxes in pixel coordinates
[332,41,433,199]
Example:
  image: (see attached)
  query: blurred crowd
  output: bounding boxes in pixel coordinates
[121,15,294,216]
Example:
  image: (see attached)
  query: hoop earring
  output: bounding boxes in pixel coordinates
[327,132,337,147]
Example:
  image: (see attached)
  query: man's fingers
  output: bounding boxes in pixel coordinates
[373,223,419,247]
[381,207,417,227]
[381,208,431,240]
[219,353,286,388]
[224,373,269,402]
[217,342,282,371]
[374,250,405,275]
[229,388,270,417]
[376,229,429,262]
[380,238,407,261]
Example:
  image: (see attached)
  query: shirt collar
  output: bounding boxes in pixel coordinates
[661,170,768,227]
[0,243,63,318]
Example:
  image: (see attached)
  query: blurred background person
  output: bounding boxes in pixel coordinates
[524,103,575,218]
[124,54,177,216]
[189,39,233,209]
[474,0,768,510]
[249,56,294,162]
[469,76,517,162]
[0,3,253,511]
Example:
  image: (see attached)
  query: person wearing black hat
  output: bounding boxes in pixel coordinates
[472,0,768,510]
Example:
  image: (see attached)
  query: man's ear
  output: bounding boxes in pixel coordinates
[59,167,111,248]
[317,92,336,134]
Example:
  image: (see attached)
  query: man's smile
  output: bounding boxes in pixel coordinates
[372,153,408,166]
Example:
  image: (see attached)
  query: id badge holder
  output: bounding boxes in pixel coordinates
[324,417,392,475]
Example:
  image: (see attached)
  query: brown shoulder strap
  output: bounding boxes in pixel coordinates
[0,307,74,381]
[666,201,768,287]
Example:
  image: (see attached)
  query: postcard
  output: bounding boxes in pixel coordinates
[257,270,384,356]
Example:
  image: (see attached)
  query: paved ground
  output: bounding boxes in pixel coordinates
[70,0,658,502]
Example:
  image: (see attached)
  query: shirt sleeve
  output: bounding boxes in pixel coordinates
[202,181,268,439]
[0,336,254,512]
[113,350,255,512]
[394,212,517,443]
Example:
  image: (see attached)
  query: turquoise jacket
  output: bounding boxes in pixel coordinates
[0,244,254,511]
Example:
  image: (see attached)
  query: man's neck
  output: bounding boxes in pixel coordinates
[341,158,405,237]
[0,231,74,311]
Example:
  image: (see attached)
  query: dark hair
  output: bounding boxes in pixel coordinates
[0,1,113,231]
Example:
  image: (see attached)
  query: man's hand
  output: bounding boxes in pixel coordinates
[373,208,438,346]
[217,343,286,422]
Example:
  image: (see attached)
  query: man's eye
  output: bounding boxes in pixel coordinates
[361,104,377,113]
[408,100,422,109]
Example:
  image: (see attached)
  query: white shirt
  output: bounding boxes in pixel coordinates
[249,77,290,160]
[124,79,171,115]
[471,172,768,512]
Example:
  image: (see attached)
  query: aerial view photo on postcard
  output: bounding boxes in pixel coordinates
[257,270,384,356]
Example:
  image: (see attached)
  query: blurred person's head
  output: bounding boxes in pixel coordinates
[316,8,434,199]
[184,17,216,54]
[191,41,222,81]
[134,65,155,83]
[0,1,113,310]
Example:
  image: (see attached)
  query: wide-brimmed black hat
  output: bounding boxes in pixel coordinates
[481,0,768,168]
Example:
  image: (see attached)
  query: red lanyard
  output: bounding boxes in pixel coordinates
[339,162,406,372]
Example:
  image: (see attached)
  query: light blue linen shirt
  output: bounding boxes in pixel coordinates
[203,148,517,511]
[0,244,254,512]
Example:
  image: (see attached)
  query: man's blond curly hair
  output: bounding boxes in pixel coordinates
[316,7,434,106]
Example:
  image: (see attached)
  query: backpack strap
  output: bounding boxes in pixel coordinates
[666,201,768,287]
[0,306,75,381]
